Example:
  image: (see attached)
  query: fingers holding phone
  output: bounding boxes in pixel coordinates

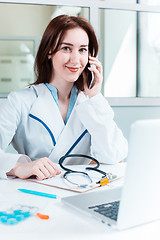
[83,56,103,98]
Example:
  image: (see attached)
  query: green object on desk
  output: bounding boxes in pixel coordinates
[18,188,57,199]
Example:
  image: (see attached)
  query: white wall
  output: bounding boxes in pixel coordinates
[0,3,55,37]
[113,106,160,140]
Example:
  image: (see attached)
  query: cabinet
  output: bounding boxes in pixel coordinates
[0,55,34,93]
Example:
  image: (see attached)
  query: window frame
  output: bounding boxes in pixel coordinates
[1,0,160,106]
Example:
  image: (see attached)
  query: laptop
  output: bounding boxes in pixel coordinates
[62,119,160,230]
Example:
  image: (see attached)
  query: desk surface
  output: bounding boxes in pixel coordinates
[0,163,160,240]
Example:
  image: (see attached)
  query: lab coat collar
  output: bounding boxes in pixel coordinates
[29,84,65,143]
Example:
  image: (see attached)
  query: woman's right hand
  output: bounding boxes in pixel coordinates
[7,157,61,180]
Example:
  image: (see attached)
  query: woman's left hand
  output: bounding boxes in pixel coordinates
[83,56,103,98]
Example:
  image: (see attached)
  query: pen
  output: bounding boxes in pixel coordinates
[18,188,57,199]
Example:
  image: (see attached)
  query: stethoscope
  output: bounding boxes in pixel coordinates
[59,154,113,188]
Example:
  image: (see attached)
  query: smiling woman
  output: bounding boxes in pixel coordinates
[34,15,98,91]
[0,14,128,181]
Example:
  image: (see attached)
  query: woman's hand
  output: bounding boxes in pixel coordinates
[83,56,103,98]
[7,157,61,180]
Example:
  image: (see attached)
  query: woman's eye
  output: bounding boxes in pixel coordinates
[62,46,70,51]
[80,48,87,53]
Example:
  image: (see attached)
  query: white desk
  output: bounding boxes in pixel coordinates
[0,163,160,240]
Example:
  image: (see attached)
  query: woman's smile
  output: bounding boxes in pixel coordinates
[66,66,80,73]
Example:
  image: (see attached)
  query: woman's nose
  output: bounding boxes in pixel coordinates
[69,50,80,64]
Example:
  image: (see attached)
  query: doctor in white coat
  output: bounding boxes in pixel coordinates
[0,15,128,180]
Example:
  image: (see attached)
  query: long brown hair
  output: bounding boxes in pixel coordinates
[33,15,98,90]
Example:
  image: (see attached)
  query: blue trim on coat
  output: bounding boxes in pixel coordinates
[29,113,56,146]
[65,129,88,155]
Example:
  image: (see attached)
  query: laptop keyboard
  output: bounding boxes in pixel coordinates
[88,200,120,221]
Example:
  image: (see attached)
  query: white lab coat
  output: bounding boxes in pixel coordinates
[0,83,128,178]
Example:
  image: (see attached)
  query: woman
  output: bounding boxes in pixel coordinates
[0,15,128,180]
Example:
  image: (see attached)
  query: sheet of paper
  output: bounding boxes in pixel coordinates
[26,163,126,193]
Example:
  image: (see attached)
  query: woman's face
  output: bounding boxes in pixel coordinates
[49,27,89,85]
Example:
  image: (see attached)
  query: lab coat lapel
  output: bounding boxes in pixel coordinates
[49,92,88,160]
[29,84,65,143]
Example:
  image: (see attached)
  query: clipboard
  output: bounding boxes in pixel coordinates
[26,163,126,193]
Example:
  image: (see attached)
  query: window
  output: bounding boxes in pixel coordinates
[100,9,137,97]
[100,7,160,99]
[0,39,35,96]
[98,1,160,105]
[138,11,160,97]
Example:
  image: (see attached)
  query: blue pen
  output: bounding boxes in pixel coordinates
[18,189,57,199]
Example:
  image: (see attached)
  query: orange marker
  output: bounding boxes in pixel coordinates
[36,212,49,220]
[99,177,109,186]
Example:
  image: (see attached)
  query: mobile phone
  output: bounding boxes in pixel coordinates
[88,66,94,89]
[88,72,94,89]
